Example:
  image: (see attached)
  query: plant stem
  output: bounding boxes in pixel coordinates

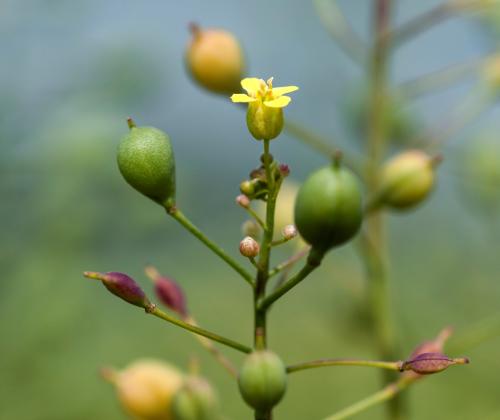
[149,305,251,354]
[183,315,238,378]
[287,358,403,373]
[323,376,416,420]
[259,248,324,311]
[268,246,311,279]
[367,1,402,418]
[166,206,254,287]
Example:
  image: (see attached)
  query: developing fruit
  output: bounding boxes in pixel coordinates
[377,150,437,210]
[294,162,363,252]
[109,359,184,420]
[117,120,176,207]
[238,350,287,411]
[186,24,245,95]
[172,376,219,420]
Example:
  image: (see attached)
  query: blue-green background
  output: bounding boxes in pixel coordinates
[2,1,500,419]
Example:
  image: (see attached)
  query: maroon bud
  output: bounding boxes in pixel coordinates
[239,236,260,258]
[145,266,188,317]
[279,164,290,177]
[154,277,188,317]
[84,271,152,310]
[401,352,469,375]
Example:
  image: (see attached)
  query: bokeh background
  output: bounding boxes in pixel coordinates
[2,0,500,419]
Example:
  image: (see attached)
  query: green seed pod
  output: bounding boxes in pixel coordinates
[172,376,219,420]
[377,150,437,210]
[294,163,363,252]
[238,350,287,411]
[246,101,284,141]
[186,24,245,95]
[117,120,176,207]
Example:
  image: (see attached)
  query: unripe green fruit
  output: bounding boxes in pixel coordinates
[238,350,287,411]
[246,102,284,141]
[172,376,218,420]
[294,164,363,251]
[117,124,176,207]
[378,150,435,210]
[186,25,245,95]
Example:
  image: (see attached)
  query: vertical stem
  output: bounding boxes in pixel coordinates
[253,139,278,420]
[366,1,402,419]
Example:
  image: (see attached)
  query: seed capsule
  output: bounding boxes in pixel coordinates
[186,24,245,95]
[246,101,284,141]
[117,120,176,208]
[377,150,438,210]
[294,163,363,252]
[238,350,287,411]
[401,352,469,375]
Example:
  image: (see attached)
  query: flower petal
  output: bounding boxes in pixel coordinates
[231,93,257,103]
[272,86,299,97]
[241,78,263,95]
[264,96,291,108]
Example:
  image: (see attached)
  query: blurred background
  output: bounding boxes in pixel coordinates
[2,0,500,419]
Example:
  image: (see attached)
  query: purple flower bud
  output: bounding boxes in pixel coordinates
[236,194,251,209]
[279,164,290,177]
[84,271,152,310]
[154,276,188,317]
[401,352,469,375]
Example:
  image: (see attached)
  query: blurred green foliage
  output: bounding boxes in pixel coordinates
[1,1,500,419]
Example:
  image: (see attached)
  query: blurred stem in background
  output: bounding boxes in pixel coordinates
[364,0,402,419]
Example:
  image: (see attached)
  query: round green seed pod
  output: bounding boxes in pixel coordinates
[378,150,436,210]
[246,102,284,141]
[172,376,219,420]
[117,123,176,207]
[294,163,363,252]
[238,350,287,411]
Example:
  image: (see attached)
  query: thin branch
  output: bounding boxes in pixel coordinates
[287,358,403,374]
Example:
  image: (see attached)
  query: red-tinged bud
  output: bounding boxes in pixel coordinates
[84,271,152,310]
[279,164,290,178]
[239,236,260,258]
[145,266,188,317]
[401,352,469,375]
[236,194,251,209]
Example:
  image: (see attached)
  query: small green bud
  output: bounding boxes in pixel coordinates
[185,24,245,95]
[117,119,176,207]
[294,162,363,252]
[238,350,287,411]
[172,376,219,420]
[377,150,438,211]
[246,101,284,141]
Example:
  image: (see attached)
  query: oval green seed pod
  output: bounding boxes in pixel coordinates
[117,122,176,207]
[294,163,363,252]
[238,350,287,411]
[172,376,219,420]
[246,102,284,141]
[377,150,436,210]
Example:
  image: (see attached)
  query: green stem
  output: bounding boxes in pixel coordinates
[166,206,254,287]
[323,376,415,420]
[268,246,311,279]
[244,206,266,229]
[259,248,324,311]
[367,1,402,418]
[287,359,403,374]
[150,306,251,354]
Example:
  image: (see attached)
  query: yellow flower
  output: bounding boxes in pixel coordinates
[231,77,299,140]
[231,77,299,108]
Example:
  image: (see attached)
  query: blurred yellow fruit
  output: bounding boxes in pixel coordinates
[186,24,245,95]
[108,359,184,420]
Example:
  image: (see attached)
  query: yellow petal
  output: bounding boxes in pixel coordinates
[272,86,299,97]
[264,96,291,108]
[231,93,257,103]
[241,78,263,95]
